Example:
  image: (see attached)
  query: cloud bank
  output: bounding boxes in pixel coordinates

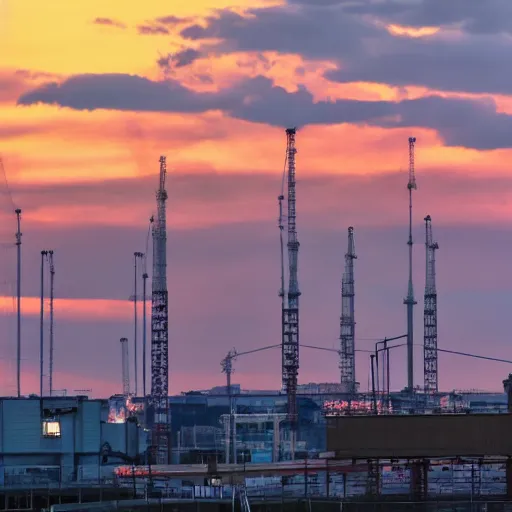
[17,73,512,149]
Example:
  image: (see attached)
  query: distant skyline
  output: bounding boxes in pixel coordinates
[1,0,512,397]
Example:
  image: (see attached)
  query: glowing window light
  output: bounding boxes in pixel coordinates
[42,420,61,438]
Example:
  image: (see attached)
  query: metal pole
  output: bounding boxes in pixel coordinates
[370,354,377,414]
[386,345,390,410]
[381,339,387,404]
[40,250,47,397]
[374,346,380,396]
[382,345,386,398]
[142,271,148,398]
[48,251,54,397]
[15,209,21,397]
[133,252,138,397]
[227,360,232,464]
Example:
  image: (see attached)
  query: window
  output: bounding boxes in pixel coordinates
[42,420,61,438]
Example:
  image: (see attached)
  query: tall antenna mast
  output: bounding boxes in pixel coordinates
[39,250,48,397]
[15,208,21,397]
[142,267,148,397]
[424,215,439,395]
[133,251,144,396]
[120,337,130,397]
[403,136,417,392]
[340,226,357,393]
[48,250,55,397]
[282,128,300,458]
[151,156,170,464]
[278,194,285,313]
[0,159,22,396]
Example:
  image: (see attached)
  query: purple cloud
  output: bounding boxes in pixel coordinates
[93,17,126,29]
[137,24,169,36]
[16,73,512,149]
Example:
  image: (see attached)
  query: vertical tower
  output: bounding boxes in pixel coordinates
[403,137,417,392]
[15,208,21,397]
[282,128,300,439]
[278,194,285,316]
[39,250,48,397]
[120,337,130,397]
[423,215,439,394]
[48,250,55,397]
[142,268,148,397]
[133,251,144,396]
[221,348,237,464]
[340,226,357,393]
[151,156,170,464]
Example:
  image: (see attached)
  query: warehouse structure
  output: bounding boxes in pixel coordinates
[0,396,147,486]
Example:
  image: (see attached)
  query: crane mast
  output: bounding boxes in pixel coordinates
[403,136,417,392]
[340,227,357,393]
[278,194,285,311]
[282,128,300,445]
[48,251,55,397]
[423,215,439,394]
[151,156,170,464]
[221,348,237,464]
[120,337,130,397]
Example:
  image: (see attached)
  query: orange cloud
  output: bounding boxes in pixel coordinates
[0,296,131,321]
[387,24,440,38]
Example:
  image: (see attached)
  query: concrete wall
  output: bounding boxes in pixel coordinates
[0,397,145,484]
[2,400,42,453]
[102,423,127,453]
[326,413,512,458]
[80,401,102,453]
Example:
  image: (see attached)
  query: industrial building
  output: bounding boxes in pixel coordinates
[105,386,508,470]
[0,396,146,487]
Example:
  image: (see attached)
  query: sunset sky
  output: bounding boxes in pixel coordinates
[1,0,512,397]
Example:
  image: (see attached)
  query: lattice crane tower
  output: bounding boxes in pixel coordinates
[282,128,300,428]
[151,156,170,464]
[340,226,357,393]
[403,137,418,392]
[423,215,439,394]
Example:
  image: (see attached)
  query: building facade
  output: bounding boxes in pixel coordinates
[0,396,146,486]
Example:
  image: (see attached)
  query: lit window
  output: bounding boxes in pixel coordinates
[42,420,61,438]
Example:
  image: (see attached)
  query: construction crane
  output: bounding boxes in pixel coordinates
[120,337,130,397]
[221,344,280,464]
[48,250,55,397]
[221,348,237,465]
[151,156,170,464]
[424,215,439,395]
[340,227,357,393]
[281,128,300,457]
[403,137,417,392]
